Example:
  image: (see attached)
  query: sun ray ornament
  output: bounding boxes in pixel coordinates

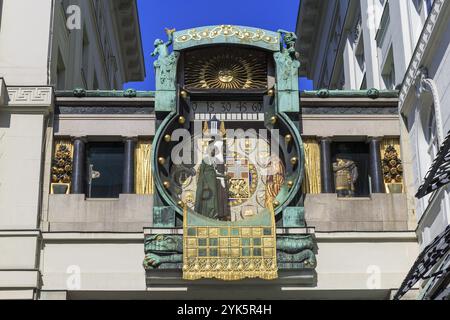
[184,47,268,90]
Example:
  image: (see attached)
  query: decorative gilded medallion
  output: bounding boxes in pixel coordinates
[184,47,268,90]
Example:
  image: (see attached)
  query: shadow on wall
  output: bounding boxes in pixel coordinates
[0,112,11,129]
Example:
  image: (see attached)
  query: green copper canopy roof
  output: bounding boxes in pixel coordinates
[172,25,281,52]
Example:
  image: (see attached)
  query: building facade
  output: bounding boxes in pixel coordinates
[0,0,145,300]
[0,0,145,89]
[297,0,450,300]
[297,0,434,90]
[0,0,439,300]
[1,24,419,300]
[396,0,450,299]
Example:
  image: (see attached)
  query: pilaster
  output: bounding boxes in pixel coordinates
[320,137,334,193]
[123,137,137,194]
[71,137,86,195]
[369,137,385,194]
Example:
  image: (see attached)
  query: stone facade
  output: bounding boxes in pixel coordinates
[0,1,430,299]
[297,0,434,90]
[0,0,145,89]
[397,0,450,299]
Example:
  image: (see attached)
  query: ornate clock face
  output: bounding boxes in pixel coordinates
[165,98,290,222]
[154,45,302,222]
[175,132,285,222]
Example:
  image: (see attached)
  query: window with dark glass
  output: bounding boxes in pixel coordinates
[86,142,124,198]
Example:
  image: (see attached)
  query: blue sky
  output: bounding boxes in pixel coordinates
[124,0,313,91]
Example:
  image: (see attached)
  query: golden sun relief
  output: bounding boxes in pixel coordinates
[184,47,268,90]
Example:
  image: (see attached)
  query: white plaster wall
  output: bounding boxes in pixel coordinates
[401,2,450,249]
[430,17,450,132]
[0,0,52,85]
[0,112,46,229]
[41,238,146,291]
[39,233,418,294]
[313,236,419,290]
[0,235,39,269]
[301,115,400,137]
[54,114,156,137]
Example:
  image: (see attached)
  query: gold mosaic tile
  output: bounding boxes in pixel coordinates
[252,228,263,236]
[231,248,240,257]
[219,238,230,247]
[241,228,252,237]
[230,238,240,247]
[187,238,196,248]
[198,228,208,237]
[264,248,274,257]
[263,238,274,247]
[209,228,219,237]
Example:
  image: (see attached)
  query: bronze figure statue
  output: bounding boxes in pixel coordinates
[333,158,358,197]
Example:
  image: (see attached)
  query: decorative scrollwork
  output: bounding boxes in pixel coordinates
[175,25,279,45]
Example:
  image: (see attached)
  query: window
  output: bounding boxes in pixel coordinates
[418,104,440,206]
[86,142,124,198]
[425,108,439,163]
[382,47,396,89]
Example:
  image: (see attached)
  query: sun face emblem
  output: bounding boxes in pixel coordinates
[184,47,268,90]
[218,69,234,83]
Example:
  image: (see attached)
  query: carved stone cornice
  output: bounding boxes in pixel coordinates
[7,87,53,106]
[399,0,447,115]
[2,86,54,114]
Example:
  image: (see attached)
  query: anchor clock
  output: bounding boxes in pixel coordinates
[145,25,317,280]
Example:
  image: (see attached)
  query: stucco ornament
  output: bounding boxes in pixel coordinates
[414,67,429,98]
[317,89,330,98]
[73,88,86,97]
[151,28,180,91]
[367,88,380,99]
[123,88,137,98]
